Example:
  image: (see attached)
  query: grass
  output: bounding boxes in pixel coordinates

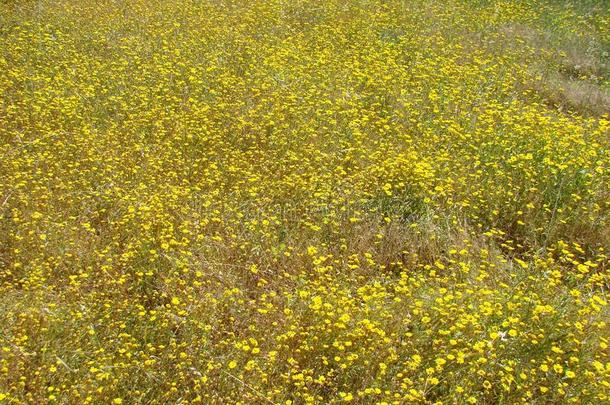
[0,0,609,403]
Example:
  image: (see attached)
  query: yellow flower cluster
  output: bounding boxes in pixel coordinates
[0,0,608,403]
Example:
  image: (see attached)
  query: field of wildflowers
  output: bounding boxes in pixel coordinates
[1,0,609,403]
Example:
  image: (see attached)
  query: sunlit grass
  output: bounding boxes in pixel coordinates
[0,0,608,403]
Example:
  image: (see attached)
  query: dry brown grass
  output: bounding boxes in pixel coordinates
[495,21,609,116]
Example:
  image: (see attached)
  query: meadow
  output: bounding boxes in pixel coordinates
[0,0,609,403]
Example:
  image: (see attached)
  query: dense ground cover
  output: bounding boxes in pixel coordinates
[1,0,609,403]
